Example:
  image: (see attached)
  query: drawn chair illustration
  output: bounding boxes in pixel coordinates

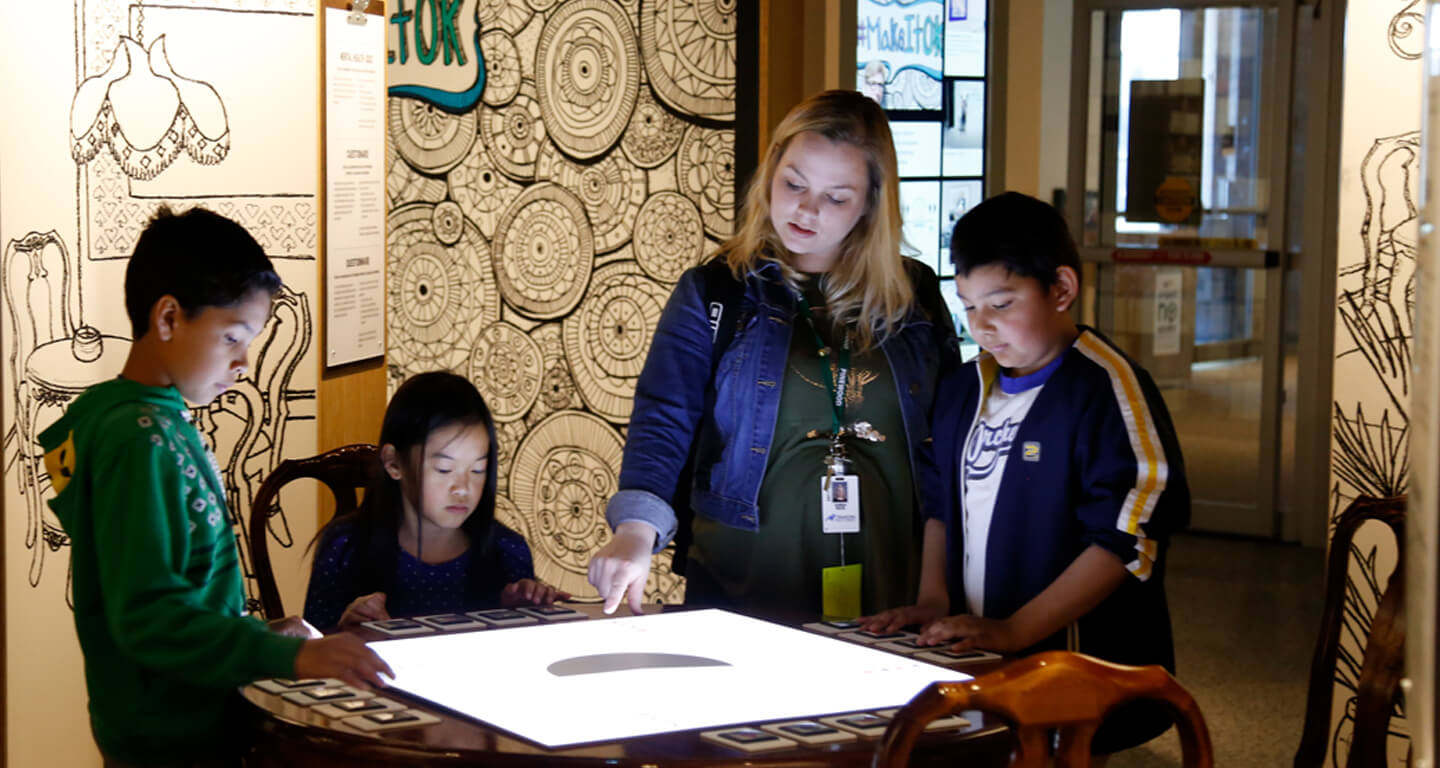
[872,651,1214,768]
[4,230,81,589]
[1295,495,1406,768]
[194,284,312,613]
[248,443,377,620]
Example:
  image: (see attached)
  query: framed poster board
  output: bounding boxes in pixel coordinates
[321,0,386,367]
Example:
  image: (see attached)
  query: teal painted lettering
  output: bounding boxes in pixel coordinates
[415,0,440,65]
[441,0,466,66]
[390,0,412,64]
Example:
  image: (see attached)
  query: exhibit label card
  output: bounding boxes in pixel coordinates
[324,6,385,366]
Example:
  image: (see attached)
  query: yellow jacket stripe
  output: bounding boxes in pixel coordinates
[1076,333,1169,580]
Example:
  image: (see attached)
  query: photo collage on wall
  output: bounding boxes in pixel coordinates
[857,0,985,356]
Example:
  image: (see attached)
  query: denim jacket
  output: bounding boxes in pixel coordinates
[606,258,959,552]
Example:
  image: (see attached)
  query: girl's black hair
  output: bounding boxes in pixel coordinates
[313,371,505,609]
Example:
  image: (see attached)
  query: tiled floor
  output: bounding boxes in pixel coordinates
[1110,533,1325,767]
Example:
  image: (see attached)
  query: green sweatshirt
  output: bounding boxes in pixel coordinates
[38,377,303,763]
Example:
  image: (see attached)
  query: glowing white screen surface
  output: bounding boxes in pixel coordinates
[369,609,971,747]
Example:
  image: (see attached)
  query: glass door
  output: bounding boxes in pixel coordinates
[1066,1,1297,537]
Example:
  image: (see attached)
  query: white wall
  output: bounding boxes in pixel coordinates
[1327,1,1422,764]
[0,1,322,764]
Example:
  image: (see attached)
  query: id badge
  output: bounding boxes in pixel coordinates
[820,474,860,533]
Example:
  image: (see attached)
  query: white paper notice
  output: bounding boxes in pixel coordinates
[325,6,385,366]
[1153,270,1184,356]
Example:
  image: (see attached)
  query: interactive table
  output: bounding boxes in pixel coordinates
[243,605,1014,767]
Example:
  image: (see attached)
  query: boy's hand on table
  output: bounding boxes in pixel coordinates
[859,598,948,634]
[501,579,572,606]
[338,592,389,626]
[587,522,656,615]
[294,633,394,690]
[917,614,1020,653]
[268,615,323,639]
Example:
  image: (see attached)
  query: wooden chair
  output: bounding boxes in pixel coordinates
[248,443,377,620]
[872,651,1214,768]
[1295,495,1406,768]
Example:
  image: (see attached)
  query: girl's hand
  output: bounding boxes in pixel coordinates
[500,579,572,607]
[859,598,949,635]
[587,522,657,615]
[338,592,389,627]
[916,614,1022,653]
[268,615,323,639]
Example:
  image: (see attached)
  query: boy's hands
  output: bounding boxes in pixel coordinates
[587,521,657,615]
[294,633,394,690]
[916,614,1021,653]
[859,597,949,634]
[500,579,572,607]
[267,615,323,639]
[338,592,389,627]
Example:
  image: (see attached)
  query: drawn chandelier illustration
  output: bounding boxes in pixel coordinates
[69,17,230,180]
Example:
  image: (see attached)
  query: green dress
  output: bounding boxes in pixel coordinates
[689,277,920,617]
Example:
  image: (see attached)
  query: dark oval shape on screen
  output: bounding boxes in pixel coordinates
[546,652,732,677]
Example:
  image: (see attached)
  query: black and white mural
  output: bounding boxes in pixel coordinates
[2,2,322,764]
[386,0,737,604]
[1328,2,1420,764]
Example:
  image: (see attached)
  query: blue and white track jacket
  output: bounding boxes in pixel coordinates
[932,326,1190,670]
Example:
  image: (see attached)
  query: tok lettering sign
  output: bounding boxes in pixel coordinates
[387,0,484,112]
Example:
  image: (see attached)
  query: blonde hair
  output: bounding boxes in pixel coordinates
[720,89,914,352]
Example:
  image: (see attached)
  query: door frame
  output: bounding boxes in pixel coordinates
[1061,0,1330,541]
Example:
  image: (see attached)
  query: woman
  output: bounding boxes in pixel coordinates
[588,90,959,619]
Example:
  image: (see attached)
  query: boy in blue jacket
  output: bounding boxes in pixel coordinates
[865,192,1189,753]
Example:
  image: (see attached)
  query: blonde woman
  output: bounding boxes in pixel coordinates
[588,90,959,619]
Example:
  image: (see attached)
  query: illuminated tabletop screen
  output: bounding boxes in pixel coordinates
[369,609,972,748]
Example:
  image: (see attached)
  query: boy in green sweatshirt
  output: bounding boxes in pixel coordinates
[39,206,391,767]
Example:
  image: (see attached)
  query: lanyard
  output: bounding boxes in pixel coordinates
[794,292,850,435]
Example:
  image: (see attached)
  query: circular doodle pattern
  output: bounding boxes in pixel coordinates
[481,30,524,107]
[640,0,736,120]
[468,322,545,422]
[526,0,561,11]
[387,204,499,373]
[495,494,527,537]
[480,82,548,182]
[676,125,736,239]
[493,183,595,320]
[448,137,524,240]
[633,191,705,282]
[536,0,641,160]
[387,142,447,208]
[646,547,687,605]
[536,143,646,254]
[494,420,527,496]
[562,260,669,422]
[509,410,624,597]
[432,201,464,245]
[621,86,686,168]
[477,0,534,34]
[527,323,582,422]
[389,97,477,175]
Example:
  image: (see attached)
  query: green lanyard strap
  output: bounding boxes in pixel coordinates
[794,292,850,436]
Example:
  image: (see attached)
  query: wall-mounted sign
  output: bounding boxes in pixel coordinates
[325,3,387,366]
[1153,270,1183,356]
[387,0,485,112]
[856,0,944,110]
[1125,78,1204,226]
